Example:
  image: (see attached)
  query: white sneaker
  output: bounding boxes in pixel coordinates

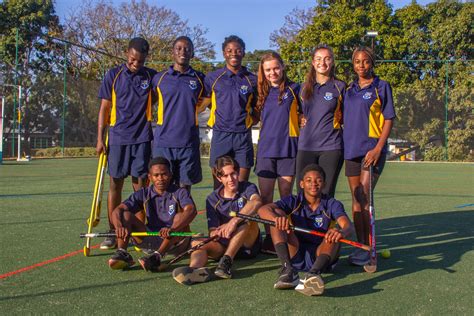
[295,273,325,296]
[348,248,370,266]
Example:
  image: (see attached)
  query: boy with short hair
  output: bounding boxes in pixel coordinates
[108,157,197,271]
[152,36,206,191]
[258,164,354,296]
[97,37,157,249]
[201,35,258,188]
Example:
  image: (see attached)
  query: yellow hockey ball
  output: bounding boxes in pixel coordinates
[381,249,391,259]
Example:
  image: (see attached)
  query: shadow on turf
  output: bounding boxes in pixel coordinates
[323,209,474,297]
[0,277,158,302]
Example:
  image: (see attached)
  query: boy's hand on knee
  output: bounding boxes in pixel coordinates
[325,228,343,244]
[160,227,171,238]
[274,216,291,233]
[116,226,129,241]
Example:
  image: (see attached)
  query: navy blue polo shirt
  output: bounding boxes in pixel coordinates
[343,76,396,159]
[152,66,206,148]
[98,64,156,145]
[204,66,257,133]
[123,184,194,231]
[257,82,300,158]
[298,79,345,151]
[275,192,347,244]
[206,181,259,229]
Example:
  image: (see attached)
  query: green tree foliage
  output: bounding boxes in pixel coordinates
[275,0,473,161]
[0,0,62,155]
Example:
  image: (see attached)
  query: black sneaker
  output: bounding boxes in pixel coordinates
[295,272,325,296]
[274,264,299,289]
[138,252,162,272]
[261,235,276,255]
[172,267,211,285]
[215,255,233,279]
[100,230,117,250]
[108,248,134,270]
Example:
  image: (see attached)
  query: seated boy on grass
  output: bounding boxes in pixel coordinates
[258,164,354,296]
[108,156,197,271]
[172,155,262,285]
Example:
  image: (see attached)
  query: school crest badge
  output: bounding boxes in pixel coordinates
[240,85,249,95]
[168,204,175,215]
[189,80,197,90]
[362,92,373,100]
[237,197,245,209]
[140,80,149,90]
[282,92,289,100]
[324,92,334,101]
[314,217,323,228]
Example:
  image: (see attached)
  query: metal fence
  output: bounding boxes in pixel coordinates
[1,37,472,161]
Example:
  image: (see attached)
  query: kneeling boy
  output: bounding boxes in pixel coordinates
[258,164,354,296]
[172,156,262,285]
[108,157,197,271]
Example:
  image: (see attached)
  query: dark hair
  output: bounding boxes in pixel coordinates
[173,36,194,57]
[212,155,240,178]
[222,35,245,52]
[128,37,150,55]
[302,44,336,101]
[256,51,289,114]
[352,46,376,77]
[300,164,326,182]
[148,156,171,172]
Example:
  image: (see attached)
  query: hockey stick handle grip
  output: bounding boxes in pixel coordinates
[80,232,203,238]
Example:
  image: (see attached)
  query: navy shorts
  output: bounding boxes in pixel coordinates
[255,157,296,178]
[108,142,151,179]
[209,130,254,168]
[291,242,318,272]
[152,145,202,185]
[345,154,386,177]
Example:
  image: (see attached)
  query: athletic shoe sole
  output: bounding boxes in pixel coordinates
[108,258,135,270]
[295,275,325,296]
[214,268,232,279]
[172,267,211,285]
[274,276,299,289]
[100,241,117,250]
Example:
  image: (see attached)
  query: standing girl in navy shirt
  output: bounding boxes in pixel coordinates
[343,47,395,266]
[254,52,300,253]
[296,45,345,198]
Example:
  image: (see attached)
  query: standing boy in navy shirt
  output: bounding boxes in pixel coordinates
[152,36,205,191]
[108,157,197,271]
[201,35,258,188]
[172,156,262,285]
[97,37,157,249]
[258,164,354,296]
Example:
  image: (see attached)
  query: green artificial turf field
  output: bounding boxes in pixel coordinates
[0,158,473,314]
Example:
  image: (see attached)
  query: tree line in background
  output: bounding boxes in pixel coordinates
[0,0,472,160]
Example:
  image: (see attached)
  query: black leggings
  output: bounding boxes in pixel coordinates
[295,149,344,198]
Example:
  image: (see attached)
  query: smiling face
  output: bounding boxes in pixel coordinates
[312,48,334,77]
[223,41,245,69]
[126,48,147,73]
[217,165,239,193]
[149,164,172,193]
[300,170,325,198]
[353,51,374,79]
[172,39,193,68]
[262,59,284,87]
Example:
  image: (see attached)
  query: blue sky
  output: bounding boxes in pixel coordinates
[55,0,434,59]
